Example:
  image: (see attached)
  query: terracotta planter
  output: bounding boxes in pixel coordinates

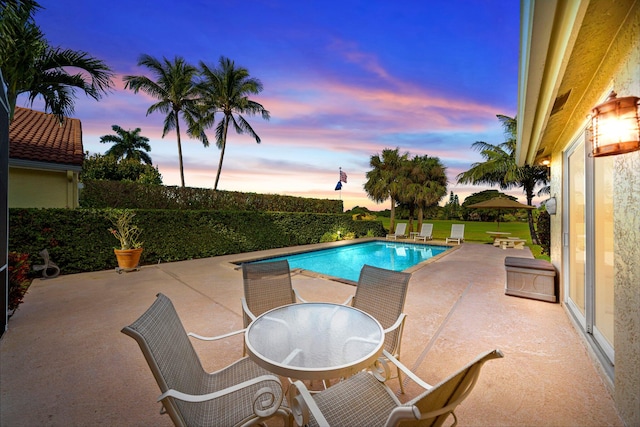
[114,248,143,270]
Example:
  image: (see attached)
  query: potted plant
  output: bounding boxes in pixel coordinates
[106,209,143,272]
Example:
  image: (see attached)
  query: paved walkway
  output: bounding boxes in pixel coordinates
[0,240,622,426]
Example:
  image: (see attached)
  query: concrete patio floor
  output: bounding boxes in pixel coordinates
[0,240,623,426]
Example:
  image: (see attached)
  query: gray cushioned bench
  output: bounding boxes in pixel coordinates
[504,256,557,302]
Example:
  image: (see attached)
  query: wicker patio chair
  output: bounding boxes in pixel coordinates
[345,264,411,393]
[121,293,291,427]
[241,260,307,327]
[289,348,504,427]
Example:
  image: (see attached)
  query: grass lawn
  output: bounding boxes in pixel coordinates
[378,218,549,260]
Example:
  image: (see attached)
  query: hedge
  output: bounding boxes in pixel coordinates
[80,180,344,213]
[9,208,386,275]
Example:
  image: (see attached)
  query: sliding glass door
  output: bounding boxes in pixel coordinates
[564,132,615,369]
[565,138,586,326]
[592,155,615,361]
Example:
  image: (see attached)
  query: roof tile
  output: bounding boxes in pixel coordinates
[9,107,84,166]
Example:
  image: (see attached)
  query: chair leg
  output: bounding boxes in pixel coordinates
[396,364,405,394]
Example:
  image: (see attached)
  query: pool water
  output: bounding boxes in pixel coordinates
[252,241,449,282]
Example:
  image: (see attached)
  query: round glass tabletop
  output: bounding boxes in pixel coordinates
[245,302,384,380]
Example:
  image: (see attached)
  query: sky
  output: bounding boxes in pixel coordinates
[22,0,528,211]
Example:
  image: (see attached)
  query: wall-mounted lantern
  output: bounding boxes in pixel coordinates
[544,196,557,215]
[590,91,640,157]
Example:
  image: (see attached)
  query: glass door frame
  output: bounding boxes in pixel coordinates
[563,134,587,331]
[563,127,615,374]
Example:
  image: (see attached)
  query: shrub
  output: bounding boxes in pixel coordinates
[320,227,356,242]
[352,212,377,220]
[81,154,163,184]
[537,211,551,255]
[80,180,343,213]
[319,232,334,243]
[9,209,387,274]
[8,252,32,315]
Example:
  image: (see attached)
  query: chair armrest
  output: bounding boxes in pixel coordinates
[374,350,433,391]
[188,327,245,341]
[158,374,285,418]
[289,380,330,427]
[385,406,422,426]
[383,313,406,335]
[241,297,257,323]
[341,295,354,306]
[293,288,308,303]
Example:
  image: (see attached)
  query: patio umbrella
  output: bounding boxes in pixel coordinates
[467,197,535,229]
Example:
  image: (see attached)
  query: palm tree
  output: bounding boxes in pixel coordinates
[196,57,270,190]
[123,55,203,187]
[403,155,448,232]
[1,0,114,122]
[99,125,153,165]
[456,115,549,244]
[364,147,408,232]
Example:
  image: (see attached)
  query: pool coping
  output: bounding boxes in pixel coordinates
[227,237,461,285]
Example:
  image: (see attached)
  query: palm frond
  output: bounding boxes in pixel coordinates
[161,112,178,137]
[146,100,172,116]
[39,47,114,95]
[214,118,227,150]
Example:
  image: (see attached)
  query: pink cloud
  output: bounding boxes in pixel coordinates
[328,39,392,80]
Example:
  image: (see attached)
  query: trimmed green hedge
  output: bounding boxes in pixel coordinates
[9,208,386,274]
[80,180,344,213]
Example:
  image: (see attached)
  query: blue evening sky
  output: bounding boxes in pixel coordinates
[25,0,524,210]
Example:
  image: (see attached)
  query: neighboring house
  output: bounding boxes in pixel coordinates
[517,1,639,426]
[8,107,83,208]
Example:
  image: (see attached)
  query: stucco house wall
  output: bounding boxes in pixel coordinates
[547,23,640,424]
[518,1,640,425]
[610,32,640,426]
[8,166,80,208]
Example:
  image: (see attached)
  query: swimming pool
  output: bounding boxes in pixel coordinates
[250,241,450,283]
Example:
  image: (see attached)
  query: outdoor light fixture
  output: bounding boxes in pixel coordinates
[544,196,557,215]
[590,91,640,157]
[540,157,551,166]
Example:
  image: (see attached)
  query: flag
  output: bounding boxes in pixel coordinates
[340,170,347,183]
[334,181,342,191]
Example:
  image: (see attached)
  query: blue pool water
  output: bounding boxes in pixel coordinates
[252,241,449,282]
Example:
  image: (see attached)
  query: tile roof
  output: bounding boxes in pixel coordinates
[9,107,84,167]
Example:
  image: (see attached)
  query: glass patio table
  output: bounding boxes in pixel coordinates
[245,302,384,381]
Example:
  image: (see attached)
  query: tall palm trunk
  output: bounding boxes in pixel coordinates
[389,201,396,233]
[174,115,185,187]
[417,207,424,232]
[7,88,18,122]
[407,204,416,234]
[525,190,539,245]
[214,116,230,190]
